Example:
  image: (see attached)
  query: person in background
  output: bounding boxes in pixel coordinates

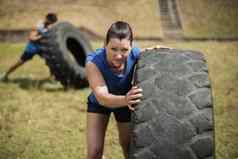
[0,12,58,81]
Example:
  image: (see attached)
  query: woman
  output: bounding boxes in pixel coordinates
[86,21,143,159]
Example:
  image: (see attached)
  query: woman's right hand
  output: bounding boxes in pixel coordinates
[125,86,143,111]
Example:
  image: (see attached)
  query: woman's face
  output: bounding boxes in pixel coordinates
[105,38,131,73]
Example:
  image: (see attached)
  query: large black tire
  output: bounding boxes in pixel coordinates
[41,21,93,88]
[129,48,214,159]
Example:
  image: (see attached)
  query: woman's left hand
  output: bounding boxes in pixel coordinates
[141,45,171,52]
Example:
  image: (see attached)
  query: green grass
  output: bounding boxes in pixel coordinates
[1,0,238,39]
[0,41,238,159]
[0,42,124,159]
[0,0,162,37]
[137,40,238,158]
[177,0,238,38]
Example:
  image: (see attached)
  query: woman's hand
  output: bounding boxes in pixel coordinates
[125,86,143,111]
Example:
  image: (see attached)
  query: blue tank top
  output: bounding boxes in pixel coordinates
[86,47,141,106]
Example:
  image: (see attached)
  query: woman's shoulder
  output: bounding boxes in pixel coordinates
[131,47,141,59]
[131,47,140,53]
[86,48,106,63]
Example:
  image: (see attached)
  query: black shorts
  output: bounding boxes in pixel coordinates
[20,42,42,62]
[87,102,131,122]
[20,51,36,61]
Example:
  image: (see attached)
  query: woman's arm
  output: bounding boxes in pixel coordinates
[86,62,142,109]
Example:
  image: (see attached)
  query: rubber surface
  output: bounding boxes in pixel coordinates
[129,48,214,159]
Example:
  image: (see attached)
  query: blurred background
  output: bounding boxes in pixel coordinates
[0,0,237,159]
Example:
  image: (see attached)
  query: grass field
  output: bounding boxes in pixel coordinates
[0,0,161,37]
[0,42,124,159]
[0,0,238,158]
[0,41,238,159]
[1,0,238,39]
[177,0,238,38]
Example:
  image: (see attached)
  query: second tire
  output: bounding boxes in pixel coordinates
[41,21,93,88]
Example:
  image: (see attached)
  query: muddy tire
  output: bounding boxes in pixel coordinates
[40,21,93,88]
[129,48,214,159]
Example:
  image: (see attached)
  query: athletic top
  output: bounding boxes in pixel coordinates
[86,47,141,107]
[24,21,47,54]
[36,21,48,35]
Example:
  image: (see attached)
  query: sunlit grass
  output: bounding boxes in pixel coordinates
[177,0,238,38]
[0,41,238,159]
[138,40,238,159]
[0,0,161,37]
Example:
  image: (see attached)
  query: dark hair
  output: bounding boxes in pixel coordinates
[105,21,133,46]
[46,13,58,24]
